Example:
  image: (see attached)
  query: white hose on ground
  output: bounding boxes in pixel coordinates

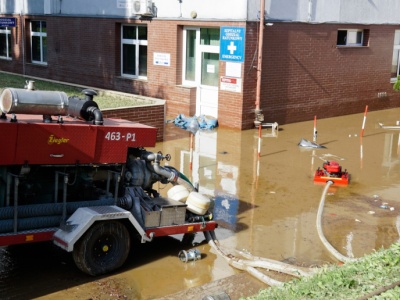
[205,232,282,286]
[316,180,357,263]
[204,179,359,286]
[246,265,284,287]
[204,230,314,286]
[234,249,314,277]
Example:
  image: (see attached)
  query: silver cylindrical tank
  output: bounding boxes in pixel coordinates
[0,88,69,115]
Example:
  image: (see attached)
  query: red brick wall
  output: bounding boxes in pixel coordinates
[2,14,400,130]
[102,104,165,142]
[252,23,400,126]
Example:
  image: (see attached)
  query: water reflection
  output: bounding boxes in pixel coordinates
[160,108,400,269]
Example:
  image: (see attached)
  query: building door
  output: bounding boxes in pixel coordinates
[183,27,220,118]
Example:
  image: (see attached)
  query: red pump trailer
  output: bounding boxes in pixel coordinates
[0,88,217,275]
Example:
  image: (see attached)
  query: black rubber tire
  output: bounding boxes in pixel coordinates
[72,221,130,276]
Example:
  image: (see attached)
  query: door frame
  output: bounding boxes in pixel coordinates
[182,27,220,117]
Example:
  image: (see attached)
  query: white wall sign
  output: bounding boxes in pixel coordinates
[154,52,171,66]
[226,62,242,77]
[220,76,242,93]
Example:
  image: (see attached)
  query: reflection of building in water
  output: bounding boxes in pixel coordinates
[214,162,239,229]
[182,260,212,289]
[382,133,400,170]
[176,129,241,280]
[180,131,217,195]
[214,192,239,230]
[179,130,241,227]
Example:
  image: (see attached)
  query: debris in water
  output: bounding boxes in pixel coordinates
[298,138,326,148]
[168,114,218,134]
[178,249,201,262]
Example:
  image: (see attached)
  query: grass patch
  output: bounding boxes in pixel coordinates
[0,72,154,109]
[244,242,400,300]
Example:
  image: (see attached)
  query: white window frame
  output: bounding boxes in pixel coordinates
[391,30,400,81]
[182,27,199,86]
[0,26,12,60]
[182,27,220,87]
[121,25,148,79]
[30,20,47,65]
[337,29,364,46]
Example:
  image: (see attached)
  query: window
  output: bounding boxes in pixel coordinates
[183,27,220,83]
[201,52,219,86]
[200,28,220,46]
[121,25,147,78]
[391,30,400,80]
[0,26,12,59]
[199,28,220,86]
[185,30,196,81]
[337,29,367,46]
[31,21,47,64]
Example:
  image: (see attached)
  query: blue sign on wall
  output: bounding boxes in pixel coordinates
[0,18,16,27]
[220,26,246,63]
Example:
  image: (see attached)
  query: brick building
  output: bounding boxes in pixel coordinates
[1,0,400,129]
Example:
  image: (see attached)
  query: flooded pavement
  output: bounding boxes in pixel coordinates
[2,108,400,299]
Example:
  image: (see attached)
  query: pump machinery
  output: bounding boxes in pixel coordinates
[0,86,217,275]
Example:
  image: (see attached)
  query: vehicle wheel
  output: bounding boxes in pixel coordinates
[73,221,130,276]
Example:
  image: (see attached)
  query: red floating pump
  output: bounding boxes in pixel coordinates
[323,161,341,174]
[314,160,349,185]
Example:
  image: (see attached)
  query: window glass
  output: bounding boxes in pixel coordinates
[42,36,47,62]
[41,21,47,33]
[347,31,362,44]
[201,52,219,86]
[123,44,136,74]
[200,28,220,46]
[337,30,347,45]
[31,21,41,32]
[121,25,147,78]
[138,26,147,40]
[0,27,11,59]
[391,31,400,79]
[185,30,196,81]
[31,21,47,64]
[337,29,363,46]
[32,36,41,61]
[139,45,147,76]
[123,26,136,39]
[356,31,362,44]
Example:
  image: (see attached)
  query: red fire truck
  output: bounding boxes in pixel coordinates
[0,87,217,275]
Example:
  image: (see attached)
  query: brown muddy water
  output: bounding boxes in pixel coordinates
[1,108,400,300]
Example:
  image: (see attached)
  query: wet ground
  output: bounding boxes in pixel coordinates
[1,108,400,299]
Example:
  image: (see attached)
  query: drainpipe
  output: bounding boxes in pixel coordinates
[254,0,265,127]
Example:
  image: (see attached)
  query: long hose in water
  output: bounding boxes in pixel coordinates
[204,180,361,286]
[316,181,357,263]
